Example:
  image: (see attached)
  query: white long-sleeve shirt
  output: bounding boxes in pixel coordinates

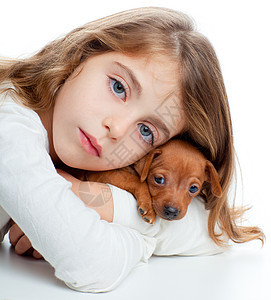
[0,87,225,293]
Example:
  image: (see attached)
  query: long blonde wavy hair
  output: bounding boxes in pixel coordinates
[0,7,264,246]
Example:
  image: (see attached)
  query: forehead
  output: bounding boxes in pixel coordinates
[109,52,180,95]
[151,145,206,179]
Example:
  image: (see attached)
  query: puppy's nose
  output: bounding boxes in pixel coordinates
[163,206,180,220]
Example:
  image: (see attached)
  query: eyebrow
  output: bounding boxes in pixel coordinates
[113,61,142,96]
[113,61,171,141]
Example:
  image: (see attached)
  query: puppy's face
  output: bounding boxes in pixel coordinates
[146,150,205,220]
[134,140,222,221]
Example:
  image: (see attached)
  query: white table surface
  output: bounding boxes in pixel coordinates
[1,234,270,300]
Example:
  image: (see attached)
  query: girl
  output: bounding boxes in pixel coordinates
[0,7,264,293]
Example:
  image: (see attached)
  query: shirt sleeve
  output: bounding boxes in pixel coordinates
[153,198,227,256]
[109,186,226,257]
[0,99,153,293]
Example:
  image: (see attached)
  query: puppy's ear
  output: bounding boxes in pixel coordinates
[205,161,223,198]
[134,149,162,182]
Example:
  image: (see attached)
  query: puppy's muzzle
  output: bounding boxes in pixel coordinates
[163,206,180,220]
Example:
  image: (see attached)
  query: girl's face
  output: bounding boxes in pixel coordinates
[52,52,185,170]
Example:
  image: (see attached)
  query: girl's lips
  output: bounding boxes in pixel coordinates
[79,128,102,157]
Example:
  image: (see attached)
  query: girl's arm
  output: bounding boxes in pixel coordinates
[9,170,114,258]
[1,158,150,292]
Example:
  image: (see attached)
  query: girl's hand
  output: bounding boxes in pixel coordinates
[57,169,114,222]
[9,221,43,259]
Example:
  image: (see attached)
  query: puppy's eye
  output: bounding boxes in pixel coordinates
[189,185,199,194]
[154,176,165,184]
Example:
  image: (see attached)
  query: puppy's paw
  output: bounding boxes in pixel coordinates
[137,205,156,224]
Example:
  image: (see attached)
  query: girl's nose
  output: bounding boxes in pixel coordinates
[103,116,131,141]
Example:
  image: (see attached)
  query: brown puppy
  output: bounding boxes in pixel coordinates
[85,139,222,224]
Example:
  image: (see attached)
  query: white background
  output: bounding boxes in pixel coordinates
[0,0,270,298]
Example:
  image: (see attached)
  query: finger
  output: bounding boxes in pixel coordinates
[15,235,32,255]
[25,248,34,256]
[9,223,24,246]
[33,250,43,260]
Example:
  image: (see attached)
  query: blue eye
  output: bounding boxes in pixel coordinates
[154,176,165,184]
[138,123,154,145]
[189,185,199,194]
[109,78,126,100]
